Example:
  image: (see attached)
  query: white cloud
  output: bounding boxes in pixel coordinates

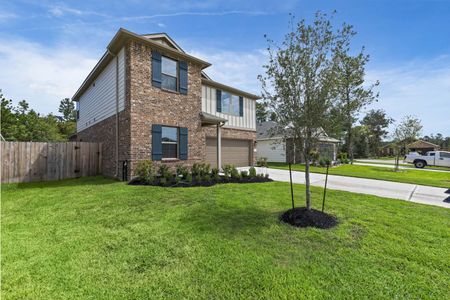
[0,37,98,114]
[0,12,18,22]
[157,22,166,28]
[189,48,266,95]
[48,4,107,17]
[366,56,450,135]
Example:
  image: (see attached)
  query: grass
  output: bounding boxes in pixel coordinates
[2,177,450,299]
[268,162,450,188]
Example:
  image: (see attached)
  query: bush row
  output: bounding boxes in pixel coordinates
[132,161,269,186]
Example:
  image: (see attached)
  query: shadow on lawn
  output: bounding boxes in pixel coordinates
[179,203,279,236]
[13,176,118,190]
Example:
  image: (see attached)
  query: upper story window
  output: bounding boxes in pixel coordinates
[161,56,178,91]
[152,50,188,94]
[161,126,178,159]
[216,89,243,117]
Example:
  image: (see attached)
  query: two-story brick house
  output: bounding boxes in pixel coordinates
[72,28,259,180]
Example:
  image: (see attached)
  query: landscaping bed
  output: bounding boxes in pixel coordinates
[129,161,271,188]
[129,175,272,187]
[280,207,338,229]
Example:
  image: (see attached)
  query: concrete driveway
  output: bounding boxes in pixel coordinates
[353,162,450,173]
[246,167,450,208]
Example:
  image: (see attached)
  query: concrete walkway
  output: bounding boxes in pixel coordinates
[245,167,450,208]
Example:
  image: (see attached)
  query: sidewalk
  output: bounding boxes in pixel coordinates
[246,167,450,208]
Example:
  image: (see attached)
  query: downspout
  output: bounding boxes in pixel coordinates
[108,48,120,178]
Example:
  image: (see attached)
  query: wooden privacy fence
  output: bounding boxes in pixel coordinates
[1,142,102,183]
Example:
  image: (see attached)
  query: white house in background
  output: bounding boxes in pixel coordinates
[256,121,340,163]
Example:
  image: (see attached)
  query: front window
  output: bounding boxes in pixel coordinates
[221,92,240,116]
[161,56,177,91]
[162,126,178,159]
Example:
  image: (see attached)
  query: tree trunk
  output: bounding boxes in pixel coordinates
[305,155,311,210]
[347,127,354,164]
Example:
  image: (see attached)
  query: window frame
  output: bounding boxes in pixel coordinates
[221,91,241,116]
[161,56,178,92]
[161,126,179,160]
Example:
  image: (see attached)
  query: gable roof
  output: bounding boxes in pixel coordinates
[72,28,211,101]
[407,140,440,149]
[256,121,340,143]
[140,33,185,53]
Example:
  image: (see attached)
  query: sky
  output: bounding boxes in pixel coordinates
[0,0,449,136]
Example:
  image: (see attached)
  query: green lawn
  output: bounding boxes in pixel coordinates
[2,177,450,299]
[268,162,450,188]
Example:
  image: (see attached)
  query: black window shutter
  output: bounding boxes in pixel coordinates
[151,51,162,88]
[179,61,188,94]
[152,124,162,160]
[239,96,244,117]
[216,89,222,113]
[179,127,188,160]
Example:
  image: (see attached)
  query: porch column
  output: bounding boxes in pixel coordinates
[216,124,222,170]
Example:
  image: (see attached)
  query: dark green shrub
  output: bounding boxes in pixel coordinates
[310,150,320,164]
[324,158,331,166]
[319,158,326,167]
[256,157,268,167]
[159,164,173,181]
[230,167,240,180]
[264,173,270,179]
[186,173,192,183]
[176,165,189,179]
[135,160,156,183]
[192,163,211,177]
[222,164,234,178]
[202,174,211,182]
[249,166,257,178]
[211,167,220,181]
[240,170,248,178]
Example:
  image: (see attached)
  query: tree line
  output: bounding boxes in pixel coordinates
[1,90,76,142]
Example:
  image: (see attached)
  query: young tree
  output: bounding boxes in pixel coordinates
[259,12,348,210]
[392,116,422,171]
[334,36,379,164]
[361,109,393,157]
[58,98,76,122]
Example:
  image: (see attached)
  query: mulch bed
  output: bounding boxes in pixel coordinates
[128,176,273,188]
[280,207,338,229]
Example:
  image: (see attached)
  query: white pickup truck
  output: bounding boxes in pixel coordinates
[404,151,450,168]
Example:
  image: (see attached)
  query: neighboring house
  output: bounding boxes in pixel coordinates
[379,143,395,156]
[71,29,259,180]
[256,121,340,163]
[407,140,440,154]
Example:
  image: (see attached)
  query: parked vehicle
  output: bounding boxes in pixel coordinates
[404,151,450,168]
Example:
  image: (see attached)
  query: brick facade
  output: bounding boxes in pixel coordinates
[76,38,257,180]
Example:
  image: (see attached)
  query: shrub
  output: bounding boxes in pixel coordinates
[249,166,257,178]
[256,157,268,167]
[176,165,189,179]
[186,173,192,183]
[159,164,173,181]
[230,167,240,180]
[319,158,326,167]
[324,158,331,166]
[310,150,320,164]
[211,167,220,181]
[222,164,234,178]
[202,174,211,182]
[192,163,211,177]
[135,160,156,184]
[265,173,270,179]
[240,170,248,178]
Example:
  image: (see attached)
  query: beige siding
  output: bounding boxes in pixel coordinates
[77,47,125,132]
[202,85,256,131]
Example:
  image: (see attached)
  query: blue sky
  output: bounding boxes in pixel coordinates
[1,0,449,135]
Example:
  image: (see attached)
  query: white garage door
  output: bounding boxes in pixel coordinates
[206,138,251,167]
